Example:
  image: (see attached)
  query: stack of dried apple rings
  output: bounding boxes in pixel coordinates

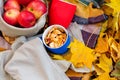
[45,26,67,48]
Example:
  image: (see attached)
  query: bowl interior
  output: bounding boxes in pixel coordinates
[42,24,68,49]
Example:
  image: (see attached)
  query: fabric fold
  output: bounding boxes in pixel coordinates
[5,38,70,80]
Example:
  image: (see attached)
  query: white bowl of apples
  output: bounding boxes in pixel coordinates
[0,0,47,37]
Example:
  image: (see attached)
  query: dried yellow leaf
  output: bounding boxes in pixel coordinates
[112,12,119,32]
[50,54,65,60]
[102,5,113,15]
[108,37,120,53]
[2,32,16,44]
[108,37,120,62]
[94,64,105,75]
[96,54,113,73]
[68,38,96,69]
[105,0,120,32]
[114,29,120,40]
[95,33,109,53]
[101,20,108,33]
[50,50,72,61]
[105,0,120,14]
[93,72,117,80]
[82,72,92,80]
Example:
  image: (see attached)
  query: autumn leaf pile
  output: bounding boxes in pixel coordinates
[50,0,120,80]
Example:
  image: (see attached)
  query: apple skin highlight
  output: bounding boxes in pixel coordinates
[26,0,47,19]
[4,0,20,11]
[3,9,20,25]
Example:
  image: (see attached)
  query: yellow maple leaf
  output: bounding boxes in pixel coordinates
[94,64,105,75]
[96,54,113,73]
[95,33,109,53]
[102,5,113,15]
[112,12,119,32]
[108,37,120,62]
[114,29,120,40]
[105,0,120,31]
[93,72,117,80]
[68,38,96,69]
[108,37,120,53]
[50,54,65,60]
[101,20,108,32]
[50,50,72,60]
[105,0,120,14]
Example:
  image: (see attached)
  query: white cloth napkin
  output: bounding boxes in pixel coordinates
[0,35,94,80]
[4,38,70,80]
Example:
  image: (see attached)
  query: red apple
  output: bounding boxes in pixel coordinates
[4,0,20,11]
[18,10,36,28]
[16,0,33,6]
[26,0,47,19]
[3,9,20,26]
